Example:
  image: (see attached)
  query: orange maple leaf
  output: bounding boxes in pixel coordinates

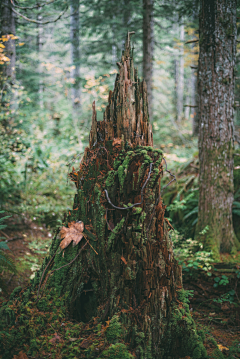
[60,221,84,250]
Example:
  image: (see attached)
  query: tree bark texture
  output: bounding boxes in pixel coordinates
[196,0,240,255]
[1,0,16,83]
[143,0,154,121]
[0,35,207,359]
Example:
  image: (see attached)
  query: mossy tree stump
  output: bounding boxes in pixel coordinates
[0,34,207,359]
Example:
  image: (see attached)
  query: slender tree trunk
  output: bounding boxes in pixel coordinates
[176,24,184,123]
[1,0,16,83]
[191,2,199,136]
[191,66,198,135]
[196,0,240,256]
[184,77,190,120]
[143,0,154,121]
[0,34,207,359]
[37,7,44,109]
[70,0,82,149]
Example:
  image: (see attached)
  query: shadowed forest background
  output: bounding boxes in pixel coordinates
[0,0,240,358]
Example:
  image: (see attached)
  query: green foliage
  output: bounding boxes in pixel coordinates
[106,316,122,343]
[213,275,229,288]
[0,212,17,292]
[99,343,133,359]
[171,230,214,276]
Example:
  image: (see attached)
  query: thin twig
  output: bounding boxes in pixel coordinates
[36,246,59,301]
[11,3,68,25]
[36,242,88,302]
[105,163,153,210]
[10,0,55,10]
[106,209,114,232]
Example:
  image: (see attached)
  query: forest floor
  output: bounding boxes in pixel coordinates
[0,215,239,359]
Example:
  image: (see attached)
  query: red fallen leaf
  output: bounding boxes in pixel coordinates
[121,256,127,265]
[49,332,62,344]
[60,221,84,250]
[13,352,29,359]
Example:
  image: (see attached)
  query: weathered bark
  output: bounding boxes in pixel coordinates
[70,0,82,149]
[196,0,240,256]
[143,0,154,121]
[0,0,16,83]
[0,34,207,359]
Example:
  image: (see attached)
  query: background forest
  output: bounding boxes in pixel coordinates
[0,0,240,357]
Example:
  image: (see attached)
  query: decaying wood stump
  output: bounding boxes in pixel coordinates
[0,33,207,359]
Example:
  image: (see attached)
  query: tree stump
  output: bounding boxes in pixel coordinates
[0,33,207,359]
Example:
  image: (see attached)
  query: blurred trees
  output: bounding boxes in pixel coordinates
[70,0,82,148]
[0,0,16,84]
[143,0,154,120]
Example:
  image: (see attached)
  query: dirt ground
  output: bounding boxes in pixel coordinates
[0,216,239,359]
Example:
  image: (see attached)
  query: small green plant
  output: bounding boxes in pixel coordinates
[213,290,236,304]
[0,211,17,292]
[213,275,229,288]
[171,230,213,276]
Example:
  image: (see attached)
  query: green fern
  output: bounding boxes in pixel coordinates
[0,211,17,293]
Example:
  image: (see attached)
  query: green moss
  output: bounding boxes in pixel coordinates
[106,217,125,252]
[106,315,122,343]
[106,170,116,188]
[100,343,133,359]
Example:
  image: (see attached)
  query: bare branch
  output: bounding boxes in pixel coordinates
[185,39,199,44]
[11,4,68,25]
[10,0,55,11]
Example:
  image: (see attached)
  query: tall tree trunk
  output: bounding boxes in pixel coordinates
[184,77,191,120]
[0,34,207,359]
[191,65,198,135]
[176,24,184,123]
[143,0,154,121]
[196,0,240,256]
[191,1,199,136]
[37,6,44,109]
[70,0,82,149]
[1,0,16,84]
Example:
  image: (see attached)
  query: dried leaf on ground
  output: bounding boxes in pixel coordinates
[121,256,127,265]
[49,332,62,344]
[218,344,229,351]
[60,221,84,250]
[13,352,29,359]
